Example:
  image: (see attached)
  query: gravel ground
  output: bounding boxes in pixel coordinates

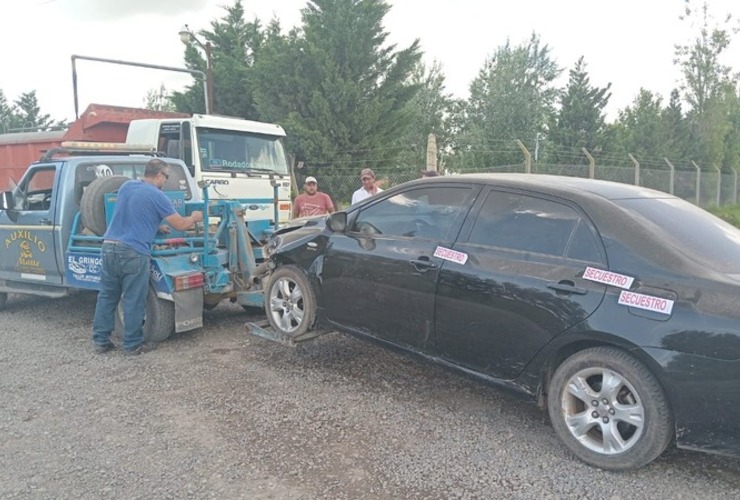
[0,291,738,500]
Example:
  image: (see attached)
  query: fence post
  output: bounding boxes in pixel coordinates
[713,164,721,206]
[628,154,640,185]
[582,148,595,179]
[663,158,675,194]
[516,140,531,174]
[733,166,738,205]
[426,133,438,173]
[691,161,701,206]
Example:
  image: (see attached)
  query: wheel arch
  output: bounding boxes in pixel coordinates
[533,333,675,419]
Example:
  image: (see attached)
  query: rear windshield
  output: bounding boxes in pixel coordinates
[74,161,192,203]
[615,198,740,273]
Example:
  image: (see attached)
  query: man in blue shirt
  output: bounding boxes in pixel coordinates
[92,159,203,355]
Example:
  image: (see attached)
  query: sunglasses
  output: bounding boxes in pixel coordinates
[160,171,170,180]
[361,176,373,181]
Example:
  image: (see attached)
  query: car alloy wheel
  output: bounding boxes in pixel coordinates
[265,265,316,338]
[548,347,674,470]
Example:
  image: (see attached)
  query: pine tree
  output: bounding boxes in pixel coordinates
[251,0,422,174]
[171,0,264,118]
[547,57,611,164]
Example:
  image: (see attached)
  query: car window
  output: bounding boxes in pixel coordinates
[616,197,740,273]
[467,190,603,261]
[14,166,56,211]
[351,186,474,240]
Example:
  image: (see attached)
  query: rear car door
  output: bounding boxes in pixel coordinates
[0,164,63,284]
[321,184,479,350]
[434,188,608,380]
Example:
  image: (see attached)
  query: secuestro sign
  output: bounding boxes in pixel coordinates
[433,246,468,265]
[582,266,634,289]
[618,290,674,315]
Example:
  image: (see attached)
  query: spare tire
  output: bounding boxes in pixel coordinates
[80,175,129,236]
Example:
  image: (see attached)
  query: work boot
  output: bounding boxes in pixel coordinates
[94,342,116,354]
[123,343,157,356]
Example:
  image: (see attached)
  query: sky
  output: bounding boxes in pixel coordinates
[1,0,739,124]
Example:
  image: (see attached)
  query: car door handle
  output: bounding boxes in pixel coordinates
[547,280,587,295]
[409,258,438,271]
[39,218,53,226]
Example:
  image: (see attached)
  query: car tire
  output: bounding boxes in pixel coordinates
[264,265,316,338]
[80,175,129,236]
[114,285,175,343]
[0,292,7,311]
[547,346,674,470]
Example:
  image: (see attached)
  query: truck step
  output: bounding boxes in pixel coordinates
[245,320,332,347]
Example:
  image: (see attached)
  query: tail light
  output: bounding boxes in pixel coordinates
[174,272,204,291]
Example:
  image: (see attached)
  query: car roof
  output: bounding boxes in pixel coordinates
[428,173,676,202]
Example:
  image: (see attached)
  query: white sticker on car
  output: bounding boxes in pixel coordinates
[618,291,674,315]
[433,246,468,265]
[582,266,634,289]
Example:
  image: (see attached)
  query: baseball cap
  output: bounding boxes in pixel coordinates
[360,168,375,179]
[305,176,317,184]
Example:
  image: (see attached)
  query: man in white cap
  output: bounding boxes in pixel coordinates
[293,176,335,218]
[351,168,383,204]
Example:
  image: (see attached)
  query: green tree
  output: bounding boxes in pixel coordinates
[252,0,422,175]
[0,90,64,132]
[661,89,692,161]
[675,0,739,166]
[722,85,740,170]
[675,0,738,114]
[171,0,265,118]
[395,60,457,172]
[143,84,176,112]
[546,56,611,164]
[613,89,667,160]
[454,34,560,171]
[0,89,15,133]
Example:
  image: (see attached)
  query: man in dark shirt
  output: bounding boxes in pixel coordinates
[92,159,203,355]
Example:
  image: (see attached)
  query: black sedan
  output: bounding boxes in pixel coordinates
[262,173,740,470]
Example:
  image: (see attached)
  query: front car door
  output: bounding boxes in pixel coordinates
[0,164,62,284]
[435,188,608,380]
[320,184,479,350]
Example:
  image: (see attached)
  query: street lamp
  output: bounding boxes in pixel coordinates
[179,24,214,114]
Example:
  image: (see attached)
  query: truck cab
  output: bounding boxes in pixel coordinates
[125,115,293,225]
[0,152,199,298]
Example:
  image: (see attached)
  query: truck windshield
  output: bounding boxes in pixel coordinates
[195,128,290,175]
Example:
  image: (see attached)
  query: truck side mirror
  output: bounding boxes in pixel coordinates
[0,191,12,211]
[327,212,347,232]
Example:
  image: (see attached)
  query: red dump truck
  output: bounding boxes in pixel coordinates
[0,104,188,189]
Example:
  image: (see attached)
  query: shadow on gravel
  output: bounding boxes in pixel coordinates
[248,330,545,426]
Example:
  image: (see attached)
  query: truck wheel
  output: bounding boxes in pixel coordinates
[80,175,129,236]
[547,347,674,470]
[114,285,175,343]
[0,292,7,311]
[265,266,316,339]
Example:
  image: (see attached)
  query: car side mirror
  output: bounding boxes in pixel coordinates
[327,211,347,232]
[0,191,12,210]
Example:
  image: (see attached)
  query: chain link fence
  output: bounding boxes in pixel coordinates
[293,162,740,210]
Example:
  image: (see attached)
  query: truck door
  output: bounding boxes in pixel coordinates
[158,121,194,177]
[0,164,63,284]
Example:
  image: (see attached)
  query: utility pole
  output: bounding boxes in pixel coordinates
[179,24,215,114]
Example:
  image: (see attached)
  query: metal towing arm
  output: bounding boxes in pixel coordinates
[66,180,275,341]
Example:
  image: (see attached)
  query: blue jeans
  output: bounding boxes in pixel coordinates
[92,242,150,350]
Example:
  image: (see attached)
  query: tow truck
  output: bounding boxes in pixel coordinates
[0,143,271,341]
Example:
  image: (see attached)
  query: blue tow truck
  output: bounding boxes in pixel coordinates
[0,144,273,341]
